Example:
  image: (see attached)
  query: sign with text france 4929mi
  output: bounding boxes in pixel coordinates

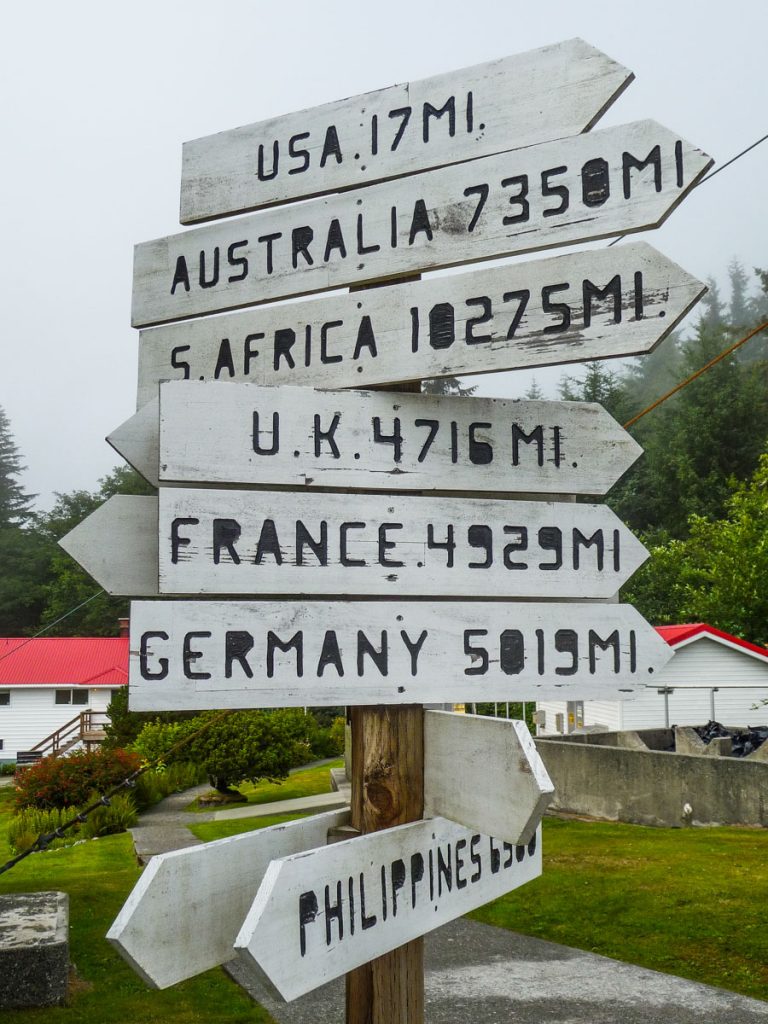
[76,39,708,1009]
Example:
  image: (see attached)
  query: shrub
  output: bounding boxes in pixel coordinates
[81,792,137,838]
[132,761,206,811]
[8,793,139,852]
[0,763,15,776]
[13,747,142,811]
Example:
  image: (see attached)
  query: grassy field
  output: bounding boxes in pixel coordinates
[186,758,343,811]
[471,816,768,1001]
[0,787,274,1023]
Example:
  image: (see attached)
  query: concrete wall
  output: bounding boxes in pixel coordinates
[535,736,768,828]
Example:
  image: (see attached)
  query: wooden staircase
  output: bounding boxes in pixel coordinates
[16,711,109,767]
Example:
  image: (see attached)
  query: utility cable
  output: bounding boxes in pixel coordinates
[0,590,106,666]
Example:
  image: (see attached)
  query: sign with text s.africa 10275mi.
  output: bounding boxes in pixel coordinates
[134,242,704,406]
[180,39,632,223]
[127,599,673,710]
[132,122,711,327]
[234,820,542,1001]
[109,383,642,496]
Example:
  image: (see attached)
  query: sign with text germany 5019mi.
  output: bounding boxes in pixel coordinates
[59,490,648,599]
[135,242,704,405]
[181,39,632,222]
[132,122,711,327]
[127,599,673,710]
[234,820,543,1001]
[109,383,642,496]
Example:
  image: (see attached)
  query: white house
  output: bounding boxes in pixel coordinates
[536,624,768,735]
[0,636,128,764]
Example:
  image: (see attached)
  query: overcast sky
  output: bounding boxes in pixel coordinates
[3,0,767,511]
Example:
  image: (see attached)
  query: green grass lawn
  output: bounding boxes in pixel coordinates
[186,758,343,811]
[0,788,274,1023]
[471,816,768,1001]
[188,810,311,843]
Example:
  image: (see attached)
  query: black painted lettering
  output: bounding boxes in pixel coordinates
[171,517,198,563]
[171,345,191,378]
[183,632,211,680]
[274,327,296,371]
[199,247,220,289]
[500,629,525,675]
[503,526,528,570]
[257,140,279,181]
[225,631,254,678]
[372,416,403,461]
[388,107,411,151]
[542,283,571,334]
[423,97,455,141]
[470,835,482,882]
[320,322,343,365]
[227,240,248,282]
[356,213,380,255]
[317,631,344,677]
[296,521,328,566]
[411,852,425,908]
[455,838,467,889]
[429,303,455,349]
[633,271,644,320]
[378,523,404,567]
[408,199,433,245]
[170,255,190,295]
[244,333,263,374]
[504,289,530,339]
[258,232,282,275]
[554,629,578,675]
[463,183,489,232]
[288,132,310,174]
[583,275,622,328]
[360,872,377,929]
[538,526,563,570]
[314,412,341,457]
[541,165,569,216]
[319,125,342,167]
[323,219,347,262]
[324,881,343,945]
[468,422,493,464]
[400,629,428,675]
[489,837,501,873]
[468,524,493,568]
[589,629,621,672]
[511,424,544,467]
[214,339,236,379]
[291,226,314,268]
[298,891,318,957]
[582,158,610,206]
[623,145,662,198]
[353,315,377,359]
[502,175,529,224]
[573,528,604,571]
[267,631,303,677]
[252,411,279,455]
[465,296,492,344]
[139,631,169,680]
[415,419,439,462]
[340,522,366,566]
[254,519,283,565]
[391,859,406,916]
[464,629,489,675]
[213,518,241,564]
[437,843,452,895]
[427,522,455,566]
[357,631,388,676]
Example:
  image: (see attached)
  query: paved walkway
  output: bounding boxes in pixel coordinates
[130,770,768,1022]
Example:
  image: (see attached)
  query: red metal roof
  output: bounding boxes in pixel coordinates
[0,637,129,686]
[655,624,768,660]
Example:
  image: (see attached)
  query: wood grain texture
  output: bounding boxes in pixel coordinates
[113,383,642,497]
[126,599,674,709]
[135,242,704,407]
[133,123,712,327]
[155,488,648,599]
[233,817,542,1001]
[107,808,350,989]
[180,39,632,223]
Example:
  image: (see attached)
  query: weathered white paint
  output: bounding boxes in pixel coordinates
[180,40,632,223]
[58,494,159,597]
[135,242,705,407]
[423,711,553,845]
[107,808,350,989]
[0,686,116,762]
[127,599,673,710]
[235,818,542,1001]
[112,383,642,497]
[133,124,712,327]
[157,488,646,598]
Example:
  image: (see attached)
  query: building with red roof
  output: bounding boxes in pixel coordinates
[0,636,128,763]
[536,624,768,736]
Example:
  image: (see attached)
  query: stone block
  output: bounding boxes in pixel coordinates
[674,727,708,755]
[0,892,69,1008]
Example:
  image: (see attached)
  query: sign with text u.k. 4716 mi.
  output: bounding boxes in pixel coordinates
[132,122,711,327]
[234,819,543,1002]
[180,39,632,222]
[109,382,642,496]
[107,713,553,991]
[134,242,704,407]
[126,599,673,710]
[59,490,648,599]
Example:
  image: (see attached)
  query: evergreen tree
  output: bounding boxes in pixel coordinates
[728,258,750,331]
[557,361,630,421]
[0,406,35,527]
[524,378,544,400]
[421,376,477,397]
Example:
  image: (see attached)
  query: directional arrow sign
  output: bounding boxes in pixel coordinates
[107,808,350,989]
[110,383,642,496]
[234,819,542,1002]
[132,122,711,327]
[180,39,632,223]
[135,242,704,406]
[60,491,648,599]
[127,599,673,709]
[423,711,553,846]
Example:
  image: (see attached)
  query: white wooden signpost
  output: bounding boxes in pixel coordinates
[111,383,641,495]
[82,37,709,1019]
[61,489,648,598]
[126,599,673,710]
[180,39,632,222]
[108,712,553,989]
[132,122,711,327]
[135,242,704,406]
[233,819,542,1001]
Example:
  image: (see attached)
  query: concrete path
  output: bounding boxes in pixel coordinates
[227,918,768,1024]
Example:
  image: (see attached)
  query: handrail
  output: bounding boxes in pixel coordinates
[29,710,109,758]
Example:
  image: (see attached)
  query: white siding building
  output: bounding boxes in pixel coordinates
[536,624,768,735]
[0,636,128,763]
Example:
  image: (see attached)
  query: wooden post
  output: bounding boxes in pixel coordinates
[346,366,424,1024]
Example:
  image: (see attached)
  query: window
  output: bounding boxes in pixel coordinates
[0,692,9,707]
[54,689,89,706]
